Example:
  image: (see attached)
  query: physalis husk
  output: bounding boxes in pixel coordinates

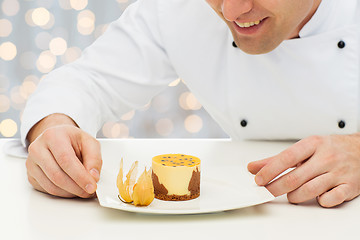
[132,168,154,206]
[116,158,154,206]
[117,158,138,203]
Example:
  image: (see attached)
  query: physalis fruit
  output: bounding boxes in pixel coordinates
[116,158,154,206]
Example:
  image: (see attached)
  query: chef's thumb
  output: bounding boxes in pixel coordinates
[80,136,102,182]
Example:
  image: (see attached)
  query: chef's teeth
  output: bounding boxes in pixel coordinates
[236,20,261,28]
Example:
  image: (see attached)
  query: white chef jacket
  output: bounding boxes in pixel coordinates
[21,0,360,146]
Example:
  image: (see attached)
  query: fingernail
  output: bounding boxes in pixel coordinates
[90,168,100,181]
[255,175,263,185]
[85,184,96,194]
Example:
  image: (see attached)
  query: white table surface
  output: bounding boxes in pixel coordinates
[1,138,359,240]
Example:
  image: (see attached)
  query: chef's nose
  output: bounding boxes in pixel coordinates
[222,0,254,22]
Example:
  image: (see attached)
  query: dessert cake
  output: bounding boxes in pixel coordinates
[152,154,201,201]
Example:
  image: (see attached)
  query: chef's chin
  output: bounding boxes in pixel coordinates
[232,36,281,55]
[229,24,284,55]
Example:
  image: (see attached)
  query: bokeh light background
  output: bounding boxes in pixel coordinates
[0,0,227,139]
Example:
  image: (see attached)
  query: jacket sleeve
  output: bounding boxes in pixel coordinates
[20,0,178,147]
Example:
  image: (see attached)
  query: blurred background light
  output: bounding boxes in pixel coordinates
[0,41,17,61]
[10,86,26,110]
[25,9,36,27]
[111,123,129,138]
[186,92,202,110]
[20,80,37,100]
[120,110,135,121]
[1,0,20,17]
[41,12,55,30]
[0,119,18,137]
[184,114,203,133]
[23,75,40,85]
[156,118,174,136]
[49,37,68,55]
[94,24,109,39]
[0,19,12,37]
[77,10,95,35]
[32,7,50,26]
[61,46,82,64]
[179,91,191,110]
[0,0,227,139]
[168,78,181,87]
[102,121,130,138]
[70,0,88,11]
[36,50,56,73]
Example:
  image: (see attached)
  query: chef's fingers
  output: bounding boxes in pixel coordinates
[45,132,98,195]
[265,158,323,197]
[286,173,335,203]
[248,156,308,175]
[27,175,46,193]
[78,134,102,182]
[255,137,318,186]
[247,157,272,175]
[317,184,353,208]
[35,148,93,198]
[27,160,76,198]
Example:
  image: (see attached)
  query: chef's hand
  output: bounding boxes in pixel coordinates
[248,134,360,207]
[26,113,102,198]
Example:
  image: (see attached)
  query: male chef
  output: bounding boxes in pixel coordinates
[21,0,360,207]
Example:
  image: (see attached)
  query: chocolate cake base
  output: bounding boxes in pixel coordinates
[154,192,200,201]
[152,169,200,201]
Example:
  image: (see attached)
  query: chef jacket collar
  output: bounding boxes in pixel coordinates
[298,0,335,38]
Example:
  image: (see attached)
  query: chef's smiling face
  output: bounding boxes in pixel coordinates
[206,0,322,54]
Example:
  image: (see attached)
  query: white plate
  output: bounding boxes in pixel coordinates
[96,139,276,215]
[97,166,275,215]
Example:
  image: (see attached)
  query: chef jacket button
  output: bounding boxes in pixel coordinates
[232,41,237,48]
[240,119,247,127]
[337,40,345,49]
[338,120,346,129]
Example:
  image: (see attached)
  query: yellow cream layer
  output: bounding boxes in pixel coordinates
[152,154,201,196]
